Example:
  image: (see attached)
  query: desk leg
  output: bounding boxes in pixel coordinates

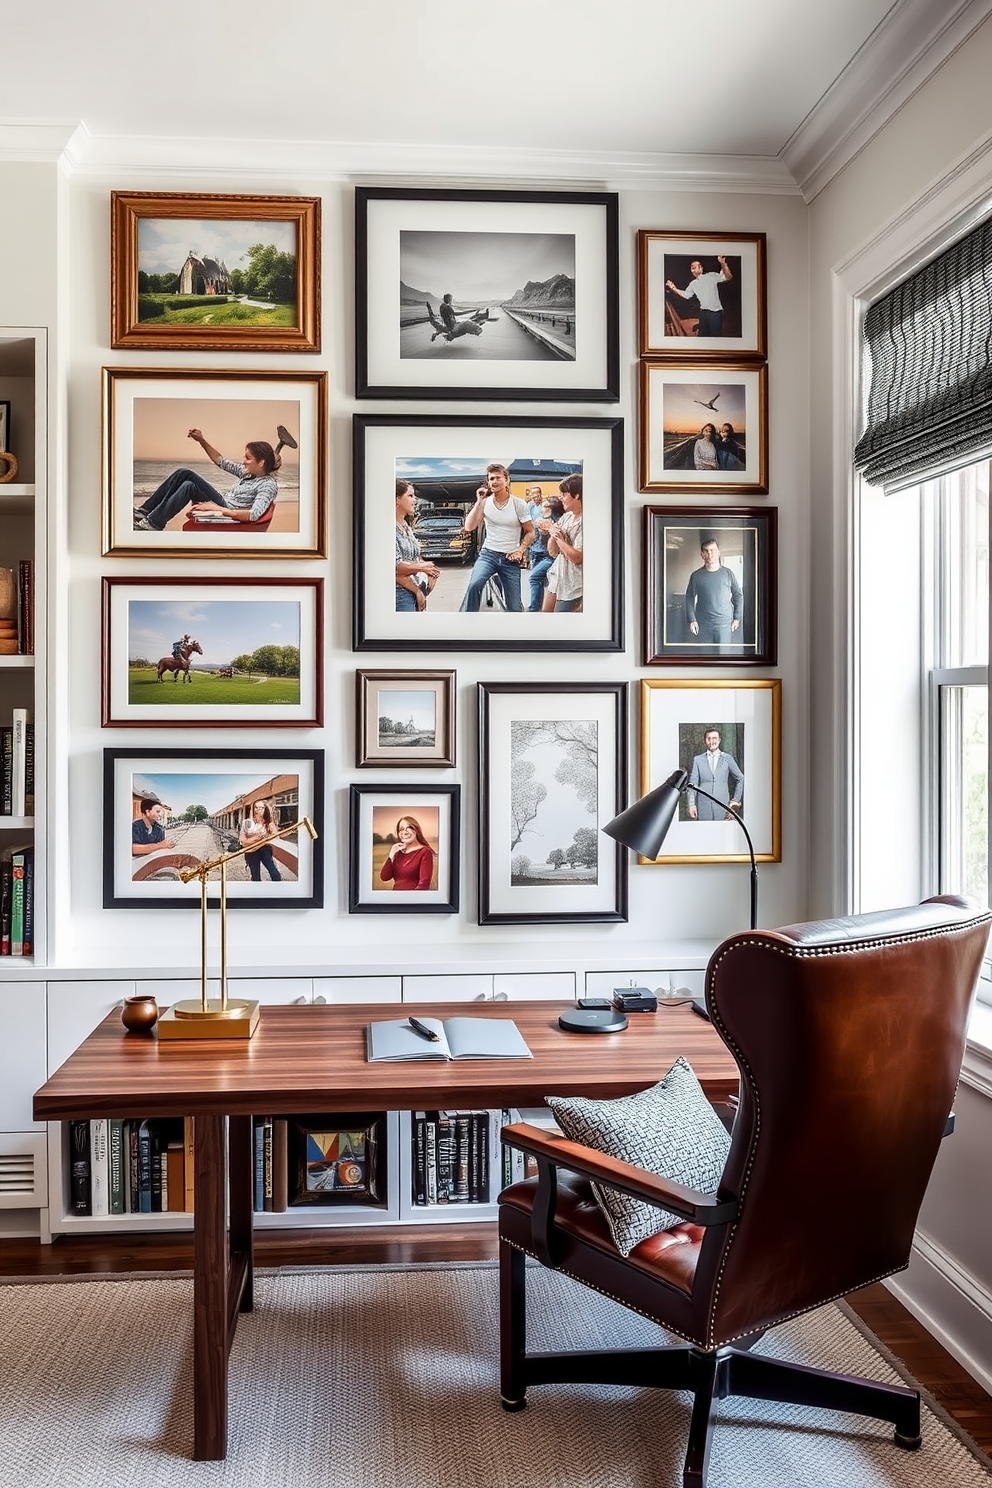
[229,1114,254,1313]
[193,1113,228,1461]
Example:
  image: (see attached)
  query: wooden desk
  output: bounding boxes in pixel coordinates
[34,999,738,1461]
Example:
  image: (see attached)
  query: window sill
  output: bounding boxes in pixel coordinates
[963,1000,992,1098]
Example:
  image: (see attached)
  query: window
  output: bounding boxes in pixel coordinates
[928,460,990,998]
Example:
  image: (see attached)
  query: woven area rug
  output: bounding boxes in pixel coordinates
[1,1264,990,1488]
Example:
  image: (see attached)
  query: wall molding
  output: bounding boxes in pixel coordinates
[782,0,992,202]
[0,125,800,193]
[888,1230,992,1395]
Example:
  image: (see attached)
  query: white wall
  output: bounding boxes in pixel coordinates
[54,173,809,967]
[808,16,992,1391]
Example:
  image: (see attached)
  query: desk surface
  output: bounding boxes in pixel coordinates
[34,1000,740,1120]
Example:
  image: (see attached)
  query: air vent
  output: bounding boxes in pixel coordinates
[0,1135,47,1208]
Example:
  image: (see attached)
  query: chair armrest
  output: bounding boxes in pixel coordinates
[501,1121,737,1227]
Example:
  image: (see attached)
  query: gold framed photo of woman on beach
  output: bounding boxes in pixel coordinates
[353,414,624,653]
[356,187,619,401]
[639,363,768,494]
[103,747,324,910]
[637,230,766,360]
[101,576,324,729]
[640,679,781,866]
[643,507,777,666]
[102,368,327,558]
[478,681,628,926]
[110,191,320,352]
[348,784,460,915]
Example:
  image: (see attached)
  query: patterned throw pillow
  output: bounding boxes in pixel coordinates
[545,1057,732,1257]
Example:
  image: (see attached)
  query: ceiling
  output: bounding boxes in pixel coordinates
[0,1,985,193]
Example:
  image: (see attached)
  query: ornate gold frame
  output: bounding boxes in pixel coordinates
[111,190,320,352]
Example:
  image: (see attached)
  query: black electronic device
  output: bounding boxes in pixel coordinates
[558,1008,629,1034]
[613,988,658,1013]
[576,997,612,1010]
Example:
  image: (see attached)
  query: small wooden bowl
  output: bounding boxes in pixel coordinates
[121,995,159,1034]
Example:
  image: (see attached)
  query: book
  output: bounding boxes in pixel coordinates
[366,1016,532,1063]
[271,1118,288,1214]
[108,1118,126,1215]
[184,1116,195,1211]
[69,1120,91,1215]
[0,726,11,814]
[17,560,32,656]
[9,846,27,955]
[11,707,27,817]
[0,856,11,954]
[21,847,33,957]
[136,1119,153,1213]
[90,1118,109,1217]
[166,1142,185,1212]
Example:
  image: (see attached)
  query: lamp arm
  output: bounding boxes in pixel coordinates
[685,785,758,930]
[178,815,318,884]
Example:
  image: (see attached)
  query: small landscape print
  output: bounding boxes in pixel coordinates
[137,216,299,331]
[377,688,437,749]
[371,805,440,893]
[510,719,599,887]
[399,231,576,362]
[676,723,746,823]
[127,598,301,708]
[128,769,302,886]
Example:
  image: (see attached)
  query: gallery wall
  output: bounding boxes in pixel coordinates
[1,161,810,967]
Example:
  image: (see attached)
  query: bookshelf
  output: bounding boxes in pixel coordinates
[0,330,44,969]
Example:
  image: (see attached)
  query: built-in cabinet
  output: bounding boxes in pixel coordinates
[18,958,707,1240]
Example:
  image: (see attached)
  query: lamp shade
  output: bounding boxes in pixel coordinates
[601,770,688,859]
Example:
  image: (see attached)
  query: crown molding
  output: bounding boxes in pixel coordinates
[783,0,992,202]
[0,124,799,195]
[0,120,87,164]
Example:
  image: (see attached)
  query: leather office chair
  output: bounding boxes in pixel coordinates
[498,895,990,1488]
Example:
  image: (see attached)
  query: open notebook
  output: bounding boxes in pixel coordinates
[366,1016,532,1062]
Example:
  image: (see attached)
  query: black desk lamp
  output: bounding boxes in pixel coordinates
[602,769,759,1018]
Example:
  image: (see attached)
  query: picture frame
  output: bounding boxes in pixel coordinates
[349,784,460,915]
[640,679,781,864]
[354,414,624,653]
[478,681,628,925]
[637,230,766,360]
[0,400,9,452]
[103,747,324,909]
[110,190,320,352]
[639,362,768,494]
[356,669,456,768]
[288,1114,387,1207]
[643,506,777,666]
[356,186,619,401]
[101,576,323,728]
[102,367,327,559]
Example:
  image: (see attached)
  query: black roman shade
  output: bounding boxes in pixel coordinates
[854,216,992,488]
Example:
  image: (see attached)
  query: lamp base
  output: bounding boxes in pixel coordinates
[157,999,260,1041]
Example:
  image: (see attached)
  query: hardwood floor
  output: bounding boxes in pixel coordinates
[1,1223,990,1459]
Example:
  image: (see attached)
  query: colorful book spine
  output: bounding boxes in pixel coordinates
[9,848,26,956]
[136,1120,153,1213]
[108,1118,126,1215]
[20,846,33,958]
[271,1118,288,1214]
[0,856,11,955]
[166,1141,185,1212]
[17,559,32,656]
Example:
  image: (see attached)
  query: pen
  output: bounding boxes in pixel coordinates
[408,1017,440,1043]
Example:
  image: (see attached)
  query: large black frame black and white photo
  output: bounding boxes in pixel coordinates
[354,414,624,653]
[644,506,777,666]
[356,188,619,401]
[478,682,627,925]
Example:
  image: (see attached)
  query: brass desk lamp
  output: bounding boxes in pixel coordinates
[156,816,318,1041]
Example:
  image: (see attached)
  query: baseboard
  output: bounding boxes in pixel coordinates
[886,1231,992,1395]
